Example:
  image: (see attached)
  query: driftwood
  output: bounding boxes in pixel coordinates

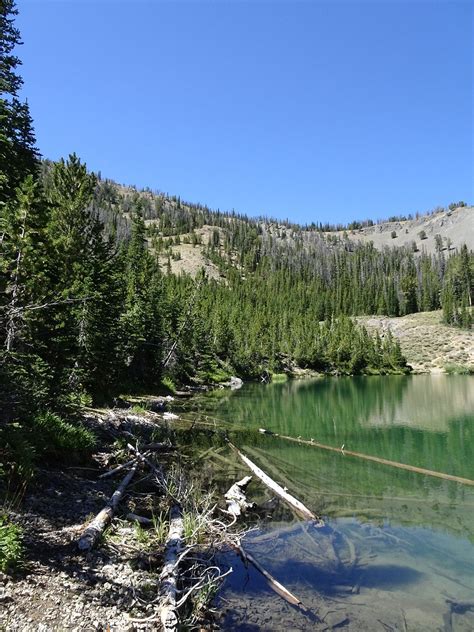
[237,544,307,609]
[159,505,184,631]
[261,429,474,487]
[227,441,320,522]
[224,476,253,517]
[98,454,149,479]
[245,445,300,496]
[142,442,175,452]
[127,443,165,485]
[78,460,140,551]
[127,513,154,525]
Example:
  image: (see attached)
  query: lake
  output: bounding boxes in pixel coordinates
[189,375,474,630]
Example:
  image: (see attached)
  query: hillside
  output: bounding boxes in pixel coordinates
[359,310,474,373]
[98,180,473,281]
[329,205,474,255]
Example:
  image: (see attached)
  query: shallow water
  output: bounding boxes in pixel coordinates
[194,375,474,630]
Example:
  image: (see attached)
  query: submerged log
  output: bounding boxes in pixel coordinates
[237,544,307,610]
[159,505,184,631]
[78,460,139,551]
[224,475,253,517]
[227,441,320,522]
[261,430,474,487]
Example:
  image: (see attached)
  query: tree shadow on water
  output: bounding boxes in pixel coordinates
[223,552,424,599]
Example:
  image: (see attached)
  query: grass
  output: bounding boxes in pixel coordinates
[153,513,169,545]
[130,403,150,414]
[134,521,150,545]
[0,514,23,573]
[271,372,288,383]
[183,510,208,545]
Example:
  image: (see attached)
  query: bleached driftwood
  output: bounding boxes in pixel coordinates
[224,475,253,518]
[78,460,140,551]
[159,505,184,631]
[227,441,319,522]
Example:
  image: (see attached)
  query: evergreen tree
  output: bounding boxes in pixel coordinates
[0,0,38,202]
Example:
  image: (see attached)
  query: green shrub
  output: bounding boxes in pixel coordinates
[32,412,96,458]
[271,373,288,383]
[162,376,177,394]
[198,366,231,384]
[0,515,23,573]
[130,403,149,414]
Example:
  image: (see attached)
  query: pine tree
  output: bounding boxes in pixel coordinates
[0,0,39,202]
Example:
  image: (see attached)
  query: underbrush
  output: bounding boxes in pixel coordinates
[161,376,177,394]
[0,514,23,573]
[32,412,96,457]
[1,412,96,486]
[197,368,232,384]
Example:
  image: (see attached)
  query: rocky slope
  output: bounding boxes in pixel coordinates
[328,205,473,255]
[359,310,474,373]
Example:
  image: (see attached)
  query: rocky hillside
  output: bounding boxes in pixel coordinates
[329,206,473,255]
[101,179,472,280]
[358,310,474,373]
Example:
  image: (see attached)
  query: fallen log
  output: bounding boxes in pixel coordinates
[159,505,184,631]
[245,446,300,496]
[127,512,154,526]
[237,544,307,609]
[227,441,320,522]
[78,460,140,551]
[260,430,474,487]
[127,443,165,485]
[141,442,176,452]
[99,453,150,479]
[224,475,253,517]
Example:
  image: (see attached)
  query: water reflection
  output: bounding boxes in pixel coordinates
[187,376,474,630]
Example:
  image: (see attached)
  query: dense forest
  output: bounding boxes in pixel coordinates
[1,2,473,478]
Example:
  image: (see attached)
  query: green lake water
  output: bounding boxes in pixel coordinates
[190,375,474,630]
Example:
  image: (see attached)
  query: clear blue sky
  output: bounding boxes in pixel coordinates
[17,0,473,225]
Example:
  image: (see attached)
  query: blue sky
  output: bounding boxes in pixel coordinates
[17,0,473,225]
